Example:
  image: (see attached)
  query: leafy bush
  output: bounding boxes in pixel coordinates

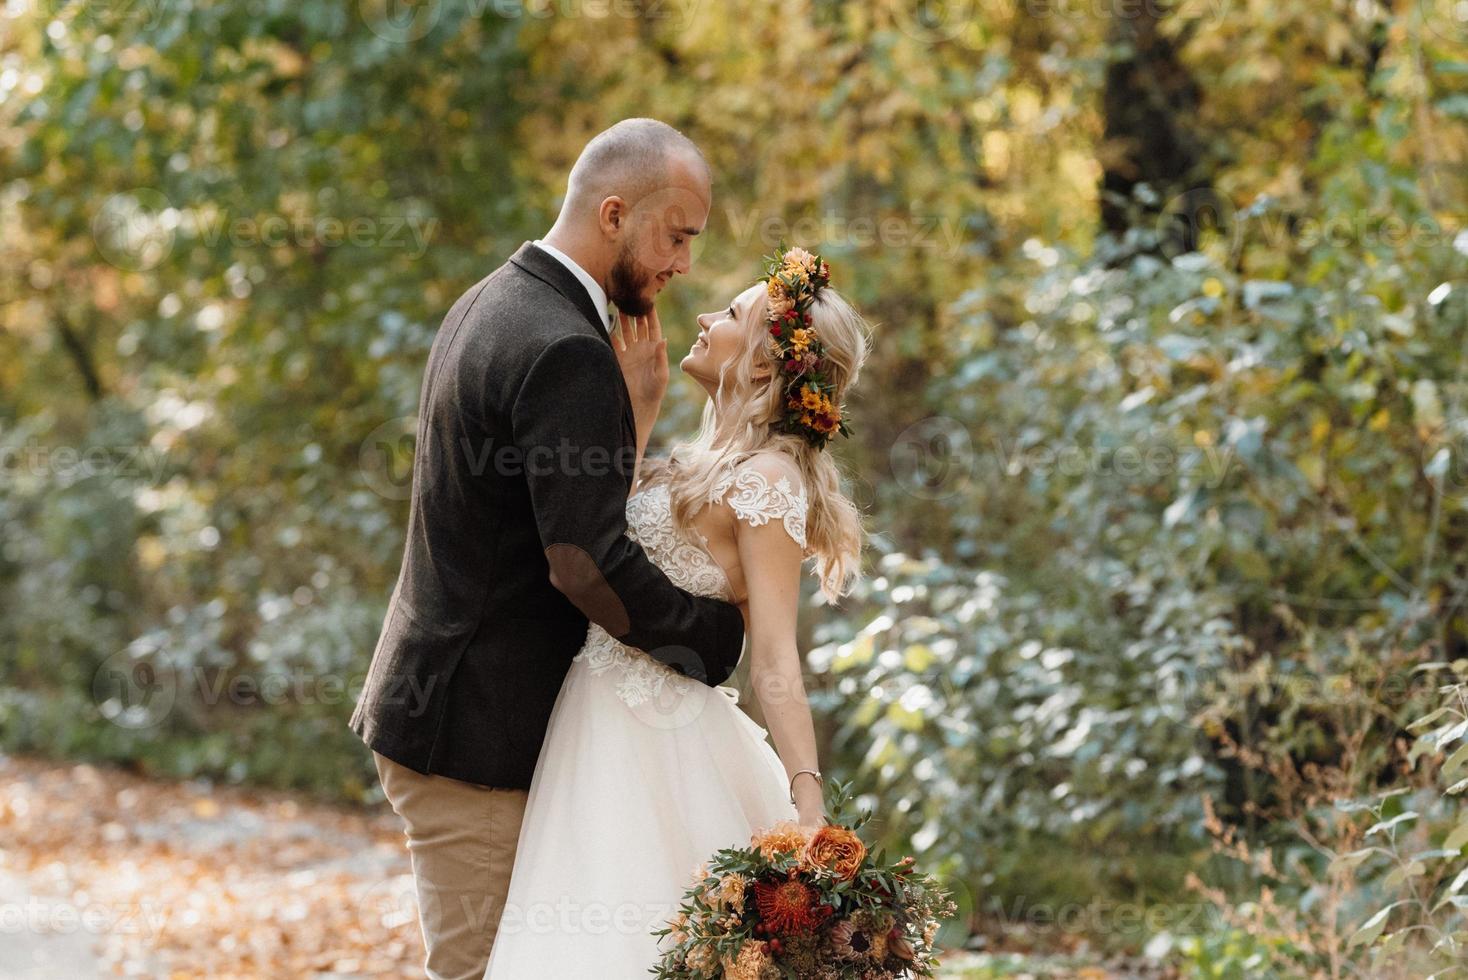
[808,131,1467,945]
[1180,661,1468,977]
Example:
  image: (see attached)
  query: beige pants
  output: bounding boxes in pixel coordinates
[374,752,529,980]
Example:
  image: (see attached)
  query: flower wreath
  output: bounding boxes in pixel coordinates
[759,245,852,449]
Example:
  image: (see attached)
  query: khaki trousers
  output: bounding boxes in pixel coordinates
[374,752,529,980]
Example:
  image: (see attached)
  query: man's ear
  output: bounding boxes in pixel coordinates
[598,195,625,239]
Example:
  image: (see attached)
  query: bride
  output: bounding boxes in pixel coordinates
[482,246,870,978]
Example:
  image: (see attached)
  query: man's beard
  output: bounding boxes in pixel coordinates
[607,243,658,317]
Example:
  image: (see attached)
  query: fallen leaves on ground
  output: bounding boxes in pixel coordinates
[0,754,421,977]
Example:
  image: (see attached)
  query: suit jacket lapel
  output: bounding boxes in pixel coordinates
[508,242,637,451]
[509,242,612,344]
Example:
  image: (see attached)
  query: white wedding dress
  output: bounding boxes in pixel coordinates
[483,461,804,979]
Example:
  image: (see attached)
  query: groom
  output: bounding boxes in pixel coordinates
[349,118,745,979]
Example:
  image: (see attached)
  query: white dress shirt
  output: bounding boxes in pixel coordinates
[533,239,612,336]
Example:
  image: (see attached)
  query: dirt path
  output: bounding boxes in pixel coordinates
[0,755,419,977]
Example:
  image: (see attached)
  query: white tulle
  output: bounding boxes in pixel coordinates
[483,477,802,979]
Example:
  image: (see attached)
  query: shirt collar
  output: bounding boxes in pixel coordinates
[533,239,612,335]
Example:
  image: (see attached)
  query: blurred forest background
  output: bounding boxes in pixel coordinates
[3,0,1468,975]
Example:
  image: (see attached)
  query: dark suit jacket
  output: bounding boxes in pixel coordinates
[349,242,746,788]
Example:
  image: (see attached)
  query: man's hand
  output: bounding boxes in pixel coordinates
[612,309,669,433]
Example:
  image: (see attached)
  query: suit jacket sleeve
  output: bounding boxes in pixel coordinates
[510,333,746,685]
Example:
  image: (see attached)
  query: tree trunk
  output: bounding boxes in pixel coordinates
[1098,3,1209,255]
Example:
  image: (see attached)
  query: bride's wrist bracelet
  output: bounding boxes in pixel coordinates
[788,768,822,805]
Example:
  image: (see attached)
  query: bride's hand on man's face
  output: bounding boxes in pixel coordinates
[612,308,669,415]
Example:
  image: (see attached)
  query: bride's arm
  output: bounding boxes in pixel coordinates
[734,463,825,829]
[611,310,667,496]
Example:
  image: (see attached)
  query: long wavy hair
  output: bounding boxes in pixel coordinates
[645,285,870,602]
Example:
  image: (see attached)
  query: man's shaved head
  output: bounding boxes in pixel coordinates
[562,118,710,216]
[543,118,713,317]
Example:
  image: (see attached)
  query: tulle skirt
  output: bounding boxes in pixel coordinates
[483,655,796,979]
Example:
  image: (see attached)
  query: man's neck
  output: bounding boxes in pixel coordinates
[540,228,609,291]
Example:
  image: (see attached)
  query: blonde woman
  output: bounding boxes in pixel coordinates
[485,246,869,979]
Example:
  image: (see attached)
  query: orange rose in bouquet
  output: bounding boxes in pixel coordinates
[803,824,867,880]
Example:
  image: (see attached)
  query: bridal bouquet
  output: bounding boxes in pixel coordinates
[652,785,955,979]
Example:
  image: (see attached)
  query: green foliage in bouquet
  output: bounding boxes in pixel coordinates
[652,782,956,979]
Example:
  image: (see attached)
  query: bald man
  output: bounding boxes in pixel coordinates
[349,119,745,979]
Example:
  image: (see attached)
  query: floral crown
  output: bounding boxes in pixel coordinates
[759,244,852,450]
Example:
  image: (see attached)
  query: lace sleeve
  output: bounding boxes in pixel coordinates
[710,456,808,550]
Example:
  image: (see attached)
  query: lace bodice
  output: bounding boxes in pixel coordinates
[573,461,808,707]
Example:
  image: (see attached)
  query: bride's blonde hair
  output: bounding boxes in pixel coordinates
[646,285,870,602]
